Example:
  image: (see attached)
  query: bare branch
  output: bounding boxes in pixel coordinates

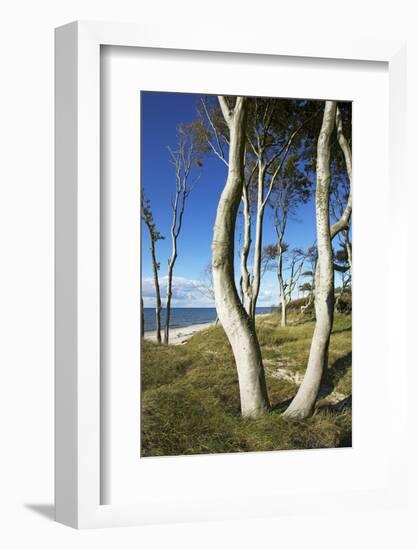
[200,98,228,167]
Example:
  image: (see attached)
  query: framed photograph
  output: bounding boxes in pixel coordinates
[55,21,407,528]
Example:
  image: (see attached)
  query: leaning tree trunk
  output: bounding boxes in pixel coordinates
[212,96,269,418]
[283,101,336,419]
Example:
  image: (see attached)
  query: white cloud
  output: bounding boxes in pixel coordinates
[143,274,279,308]
[142,275,214,308]
[256,281,280,307]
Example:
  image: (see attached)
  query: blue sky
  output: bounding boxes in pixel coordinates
[141,91,338,308]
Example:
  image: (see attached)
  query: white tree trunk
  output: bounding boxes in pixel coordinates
[277,245,287,327]
[240,183,253,315]
[164,205,179,344]
[212,97,270,418]
[249,164,266,320]
[164,254,176,344]
[283,101,336,419]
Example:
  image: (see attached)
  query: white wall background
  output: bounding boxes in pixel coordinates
[0,1,415,548]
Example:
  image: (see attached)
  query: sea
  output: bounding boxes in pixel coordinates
[143,307,274,333]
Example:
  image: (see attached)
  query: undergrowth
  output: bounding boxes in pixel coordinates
[141,312,352,457]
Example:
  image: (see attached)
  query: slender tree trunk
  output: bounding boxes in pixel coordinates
[249,164,266,320]
[163,130,195,344]
[149,239,163,343]
[274,207,288,327]
[142,215,163,343]
[277,243,287,327]
[240,183,253,315]
[141,297,145,338]
[164,253,176,344]
[164,186,181,344]
[283,101,336,419]
[280,290,287,327]
[212,97,269,418]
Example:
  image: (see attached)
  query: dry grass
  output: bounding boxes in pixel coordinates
[141,311,352,457]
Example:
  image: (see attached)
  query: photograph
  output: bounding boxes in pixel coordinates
[140,92,352,457]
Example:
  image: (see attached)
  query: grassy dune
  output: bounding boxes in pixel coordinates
[141,312,352,457]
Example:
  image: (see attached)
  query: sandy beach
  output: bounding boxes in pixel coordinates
[144,321,214,345]
[144,312,273,346]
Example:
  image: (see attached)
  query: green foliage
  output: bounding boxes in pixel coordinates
[141,193,164,243]
[141,312,352,457]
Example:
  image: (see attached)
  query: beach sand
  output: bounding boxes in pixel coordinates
[144,312,273,346]
[144,322,214,345]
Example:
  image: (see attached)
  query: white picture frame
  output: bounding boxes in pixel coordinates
[55,20,407,529]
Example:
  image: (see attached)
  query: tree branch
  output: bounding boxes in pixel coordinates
[330,107,352,240]
[200,98,228,166]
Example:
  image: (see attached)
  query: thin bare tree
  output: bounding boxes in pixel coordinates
[141,193,164,343]
[262,243,305,325]
[164,126,201,344]
[212,96,270,418]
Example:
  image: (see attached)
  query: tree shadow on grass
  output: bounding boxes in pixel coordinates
[271,397,294,414]
[331,327,352,336]
[319,352,352,399]
[270,352,352,415]
[320,394,352,413]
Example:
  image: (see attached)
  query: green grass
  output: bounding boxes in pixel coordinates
[141,312,352,457]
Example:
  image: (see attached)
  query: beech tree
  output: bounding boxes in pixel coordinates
[212,96,270,417]
[282,101,337,418]
[197,97,316,320]
[283,102,352,419]
[268,154,310,325]
[240,100,316,320]
[141,193,164,343]
[164,126,201,344]
[262,243,305,325]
